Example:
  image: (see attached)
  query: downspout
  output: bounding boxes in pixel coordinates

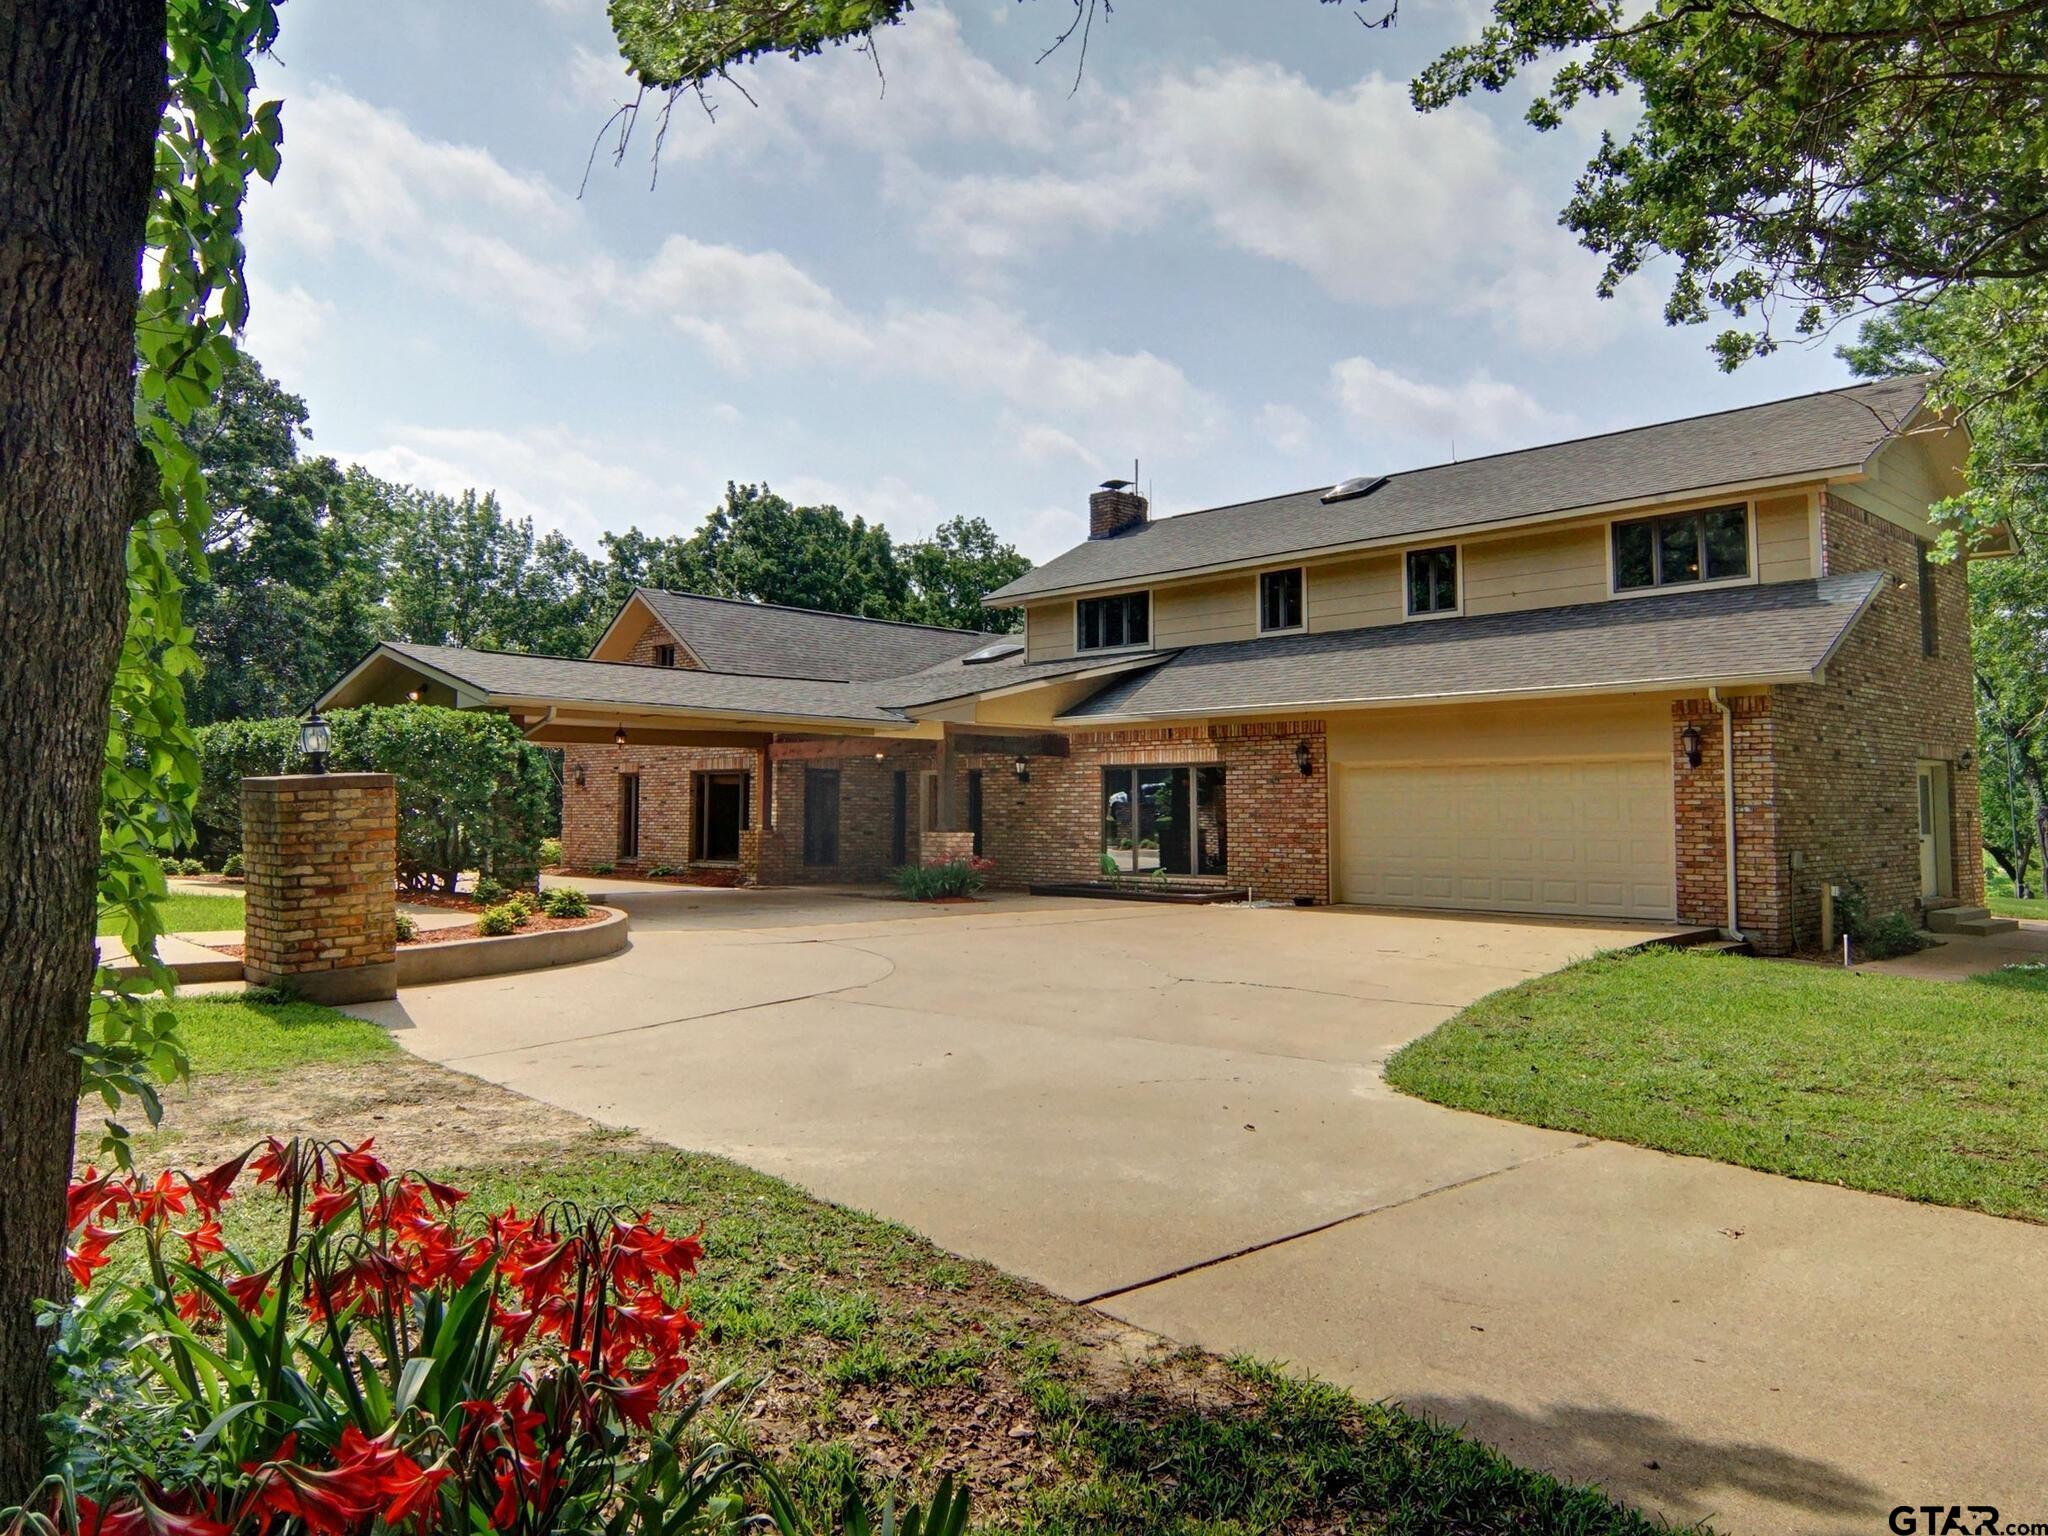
[1708,687,1744,943]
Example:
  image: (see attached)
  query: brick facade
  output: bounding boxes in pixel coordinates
[619,615,697,668]
[1667,494,1983,953]
[241,772,397,1004]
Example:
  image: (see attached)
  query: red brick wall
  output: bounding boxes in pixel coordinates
[763,742,941,883]
[1672,696,1787,949]
[1770,493,1982,944]
[964,719,1329,903]
[619,616,697,668]
[241,772,397,1003]
[561,744,761,874]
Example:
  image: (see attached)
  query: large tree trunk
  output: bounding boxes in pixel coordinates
[0,2,166,1499]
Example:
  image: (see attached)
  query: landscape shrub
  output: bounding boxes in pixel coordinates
[646,863,685,878]
[31,1141,965,1535]
[542,887,591,919]
[539,835,564,868]
[471,876,510,908]
[394,912,417,944]
[1834,879,1932,959]
[889,857,993,901]
[504,890,539,919]
[221,852,244,879]
[196,706,555,892]
[475,902,523,937]
[592,862,615,876]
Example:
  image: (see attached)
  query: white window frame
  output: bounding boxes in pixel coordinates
[1074,588,1154,654]
[1606,499,1760,600]
[1256,566,1308,635]
[1402,542,1463,622]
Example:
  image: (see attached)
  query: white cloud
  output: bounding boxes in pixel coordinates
[777,473,946,540]
[1257,403,1314,455]
[895,61,1634,350]
[566,44,639,112]
[347,425,696,548]
[242,276,336,380]
[633,235,871,369]
[1330,357,1575,457]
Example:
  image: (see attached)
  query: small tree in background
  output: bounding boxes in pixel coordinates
[196,707,556,892]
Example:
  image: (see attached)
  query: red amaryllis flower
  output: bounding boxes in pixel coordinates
[225,1266,275,1313]
[247,1458,383,1536]
[74,1495,231,1536]
[66,1169,122,1230]
[173,1288,219,1326]
[184,1150,248,1212]
[178,1218,226,1265]
[250,1137,294,1188]
[307,1183,356,1224]
[130,1171,190,1227]
[377,1455,452,1529]
[602,1376,665,1429]
[333,1138,389,1185]
[64,1224,118,1290]
[417,1175,466,1209]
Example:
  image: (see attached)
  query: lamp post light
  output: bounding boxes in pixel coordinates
[298,712,332,775]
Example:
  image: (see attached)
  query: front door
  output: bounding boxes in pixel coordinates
[1918,763,1948,899]
[617,773,641,862]
[696,772,746,863]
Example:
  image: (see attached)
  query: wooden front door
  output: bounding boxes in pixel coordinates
[1918,763,1950,899]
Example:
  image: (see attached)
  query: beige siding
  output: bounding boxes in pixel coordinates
[1307,553,1402,632]
[1755,492,1813,583]
[1155,574,1258,647]
[1832,435,1962,538]
[1025,601,1076,662]
[1462,524,1609,616]
[1325,695,1669,767]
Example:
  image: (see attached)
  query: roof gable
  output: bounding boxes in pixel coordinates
[633,590,996,681]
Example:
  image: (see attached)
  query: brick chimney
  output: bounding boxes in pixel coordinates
[1089,485,1149,540]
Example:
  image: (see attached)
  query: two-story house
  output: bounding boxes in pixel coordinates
[320,375,2001,953]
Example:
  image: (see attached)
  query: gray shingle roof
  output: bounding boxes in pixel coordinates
[988,377,1929,604]
[634,590,995,680]
[383,642,901,724]
[876,647,1178,709]
[1057,573,1884,721]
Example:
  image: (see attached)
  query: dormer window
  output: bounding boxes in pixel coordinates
[652,643,678,668]
[1259,568,1305,633]
[1076,591,1150,652]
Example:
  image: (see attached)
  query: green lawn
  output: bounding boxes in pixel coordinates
[107,993,1673,1535]
[98,890,246,936]
[1388,947,2048,1223]
[1985,859,2048,921]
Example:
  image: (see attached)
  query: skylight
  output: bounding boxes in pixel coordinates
[962,639,1026,665]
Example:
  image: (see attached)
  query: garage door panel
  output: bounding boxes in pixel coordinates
[1337,760,1675,920]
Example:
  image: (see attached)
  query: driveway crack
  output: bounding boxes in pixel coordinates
[1075,1137,1595,1307]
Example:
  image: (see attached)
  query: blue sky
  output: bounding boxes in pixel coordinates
[242,0,1854,563]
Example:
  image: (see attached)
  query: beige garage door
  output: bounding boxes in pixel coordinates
[1336,760,1675,919]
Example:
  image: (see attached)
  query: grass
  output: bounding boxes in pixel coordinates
[103,993,1676,1535]
[1985,858,2048,922]
[1388,947,2048,1223]
[98,890,245,936]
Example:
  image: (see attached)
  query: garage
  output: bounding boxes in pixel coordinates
[1335,759,1676,919]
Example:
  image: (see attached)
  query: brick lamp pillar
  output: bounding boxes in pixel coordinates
[240,772,399,1004]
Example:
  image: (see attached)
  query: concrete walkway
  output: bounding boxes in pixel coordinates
[1861,916,2048,980]
[359,892,2048,1534]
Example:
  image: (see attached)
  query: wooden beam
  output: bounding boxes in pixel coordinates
[768,737,920,763]
[949,731,1070,759]
[527,724,773,750]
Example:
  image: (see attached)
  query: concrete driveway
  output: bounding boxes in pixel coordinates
[364,891,2048,1535]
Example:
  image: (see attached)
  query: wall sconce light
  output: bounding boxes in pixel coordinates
[298,712,332,775]
[1958,747,1975,770]
[874,749,887,761]
[1680,721,1703,769]
[613,724,628,746]
[1013,754,1031,784]
[405,687,422,703]
[574,762,587,789]
[1294,740,1314,776]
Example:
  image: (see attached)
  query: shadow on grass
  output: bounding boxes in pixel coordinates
[1404,1393,1883,1530]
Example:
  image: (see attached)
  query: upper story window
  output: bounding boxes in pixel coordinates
[1259,568,1305,632]
[1613,504,1749,591]
[652,643,677,668]
[1076,591,1150,651]
[1406,546,1459,616]
[1917,538,1938,657]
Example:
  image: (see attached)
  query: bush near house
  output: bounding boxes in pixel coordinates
[889,858,994,901]
[196,706,556,893]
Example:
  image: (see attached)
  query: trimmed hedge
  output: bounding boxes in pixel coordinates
[197,706,556,892]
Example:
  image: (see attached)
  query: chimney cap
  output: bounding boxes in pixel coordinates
[1099,478,1133,491]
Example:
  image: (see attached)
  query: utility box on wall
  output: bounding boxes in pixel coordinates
[240,772,398,1004]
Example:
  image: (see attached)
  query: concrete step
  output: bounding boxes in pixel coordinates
[1694,937,1757,957]
[1945,916,2021,938]
[1926,906,1999,934]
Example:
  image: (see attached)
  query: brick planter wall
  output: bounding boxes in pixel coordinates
[965,719,1329,903]
[241,772,397,1004]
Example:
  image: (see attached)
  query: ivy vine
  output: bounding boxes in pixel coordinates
[84,0,284,1164]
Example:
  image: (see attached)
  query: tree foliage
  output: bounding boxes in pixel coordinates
[195,707,557,891]
[1414,1,2048,387]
